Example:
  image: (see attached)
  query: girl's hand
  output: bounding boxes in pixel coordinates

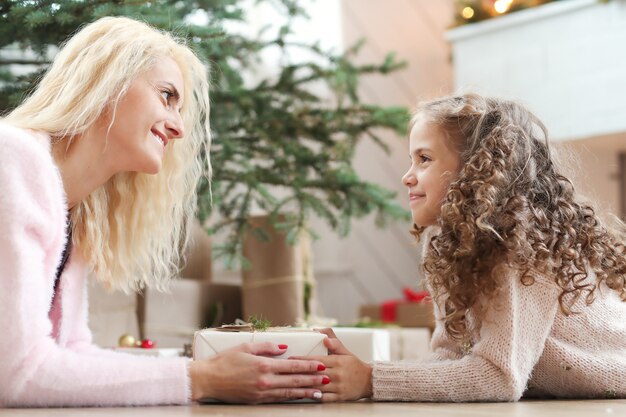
[291,328,373,402]
[189,341,327,404]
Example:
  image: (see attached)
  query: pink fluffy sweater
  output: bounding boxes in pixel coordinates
[0,123,191,407]
[373,238,626,401]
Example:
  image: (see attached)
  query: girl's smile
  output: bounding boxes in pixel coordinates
[409,192,426,203]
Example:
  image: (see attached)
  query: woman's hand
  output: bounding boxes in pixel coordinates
[292,328,373,402]
[189,341,327,404]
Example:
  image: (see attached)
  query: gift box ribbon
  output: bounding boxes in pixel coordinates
[241,274,311,290]
[380,288,430,323]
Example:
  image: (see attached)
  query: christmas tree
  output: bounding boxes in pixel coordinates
[0,0,410,266]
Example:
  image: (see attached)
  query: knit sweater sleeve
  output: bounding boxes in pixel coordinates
[372,270,561,402]
[0,128,191,407]
[426,294,463,362]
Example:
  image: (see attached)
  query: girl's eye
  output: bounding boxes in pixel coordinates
[419,154,431,164]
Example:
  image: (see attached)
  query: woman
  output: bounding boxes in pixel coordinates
[0,16,327,407]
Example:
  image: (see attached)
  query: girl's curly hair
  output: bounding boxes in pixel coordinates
[411,93,626,340]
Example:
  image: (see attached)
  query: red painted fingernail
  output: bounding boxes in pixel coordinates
[322,376,331,385]
[317,364,326,371]
[278,344,288,349]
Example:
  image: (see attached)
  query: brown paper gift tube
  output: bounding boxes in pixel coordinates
[241,215,316,326]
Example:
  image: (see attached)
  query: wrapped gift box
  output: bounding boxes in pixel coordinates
[396,302,435,329]
[332,327,390,362]
[359,302,435,329]
[142,281,243,348]
[201,283,242,328]
[358,288,436,330]
[143,279,207,347]
[388,327,432,361]
[179,218,213,282]
[113,348,184,357]
[88,277,140,347]
[193,328,328,360]
[359,304,381,321]
[329,327,430,361]
[241,215,317,326]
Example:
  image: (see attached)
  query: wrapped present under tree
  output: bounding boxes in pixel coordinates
[241,214,316,326]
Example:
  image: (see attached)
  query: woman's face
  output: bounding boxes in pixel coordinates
[402,115,461,227]
[99,56,185,174]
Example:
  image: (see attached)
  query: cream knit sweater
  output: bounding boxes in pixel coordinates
[372,267,626,401]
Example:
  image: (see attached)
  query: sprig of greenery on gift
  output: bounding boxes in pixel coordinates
[247,315,272,332]
[0,0,411,267]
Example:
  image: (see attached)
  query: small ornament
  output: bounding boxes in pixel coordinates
[140,339,155,349]
[118,334,137,348]
[461,340,473,355]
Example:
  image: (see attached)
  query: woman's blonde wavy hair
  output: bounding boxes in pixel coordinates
[411,93,626,340]
[6,16,211,293]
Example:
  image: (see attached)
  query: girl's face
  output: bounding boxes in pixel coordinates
[402,116,461,227]
[98,56,185,174]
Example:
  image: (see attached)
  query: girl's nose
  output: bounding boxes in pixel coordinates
[402,169,416,187]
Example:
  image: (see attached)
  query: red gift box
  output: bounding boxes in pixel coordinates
[381,288,430,322]
[360,288,435,329]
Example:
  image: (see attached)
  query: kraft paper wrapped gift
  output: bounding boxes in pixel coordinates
[136,218,214,343]
[143,279,207,347]
[179,218,213,282]
[359,304,381,321]
[396,302,435,329]
[242,215,317,327]
[359,301,436,329]
[193,326,328,360]
[201,283,242,328]
[142,281,243,347]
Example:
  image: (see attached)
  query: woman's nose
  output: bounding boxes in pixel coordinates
[165,113,185,139]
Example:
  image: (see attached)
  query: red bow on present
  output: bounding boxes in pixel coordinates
[380,288,430,323]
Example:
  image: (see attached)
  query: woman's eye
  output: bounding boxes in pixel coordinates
[160,90,173,104]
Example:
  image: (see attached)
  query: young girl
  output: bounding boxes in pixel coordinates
[301,93,626,402]
[0,17,327,407]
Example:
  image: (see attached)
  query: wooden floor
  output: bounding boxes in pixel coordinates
[1,400,624,417]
